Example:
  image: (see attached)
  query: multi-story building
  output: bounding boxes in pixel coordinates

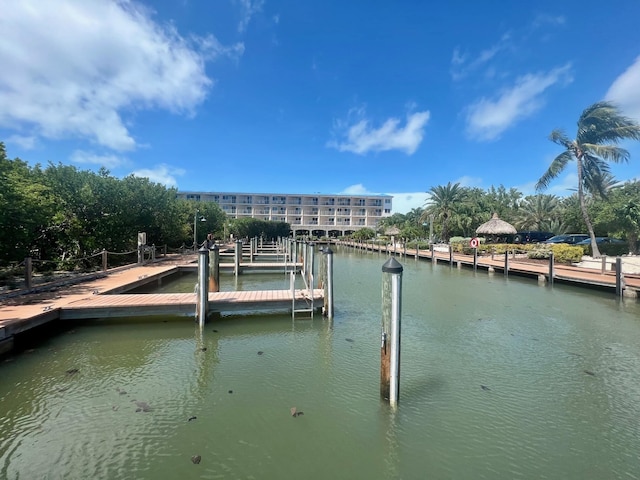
[177,191,393,237]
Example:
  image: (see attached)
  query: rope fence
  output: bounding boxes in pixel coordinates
[0,243,194,295]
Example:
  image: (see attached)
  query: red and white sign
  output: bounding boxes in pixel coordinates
[469,237,479,248]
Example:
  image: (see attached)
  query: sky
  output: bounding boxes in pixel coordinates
[1,0,640,214]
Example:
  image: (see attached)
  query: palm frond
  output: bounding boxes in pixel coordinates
[536,151,573,191]
[577,101,640,144]
[548,129,572,148]
[581,144,630,163]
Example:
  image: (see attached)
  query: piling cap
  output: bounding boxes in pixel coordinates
[324,247,333,254]
[199,246,208,253]
[382,257,403,273]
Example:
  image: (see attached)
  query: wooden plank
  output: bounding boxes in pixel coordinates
[58,289,324,319]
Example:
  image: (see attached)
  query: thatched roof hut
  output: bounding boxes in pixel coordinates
[475,213,517,235]
[385,227,401,236]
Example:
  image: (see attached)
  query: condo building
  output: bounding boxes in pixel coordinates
[177,191,393,237]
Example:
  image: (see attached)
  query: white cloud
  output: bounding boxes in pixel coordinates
[451,33,511,81]
[236,0,264,33]
[340,184,374,195]
[7,134,38,150]
[606,55,640,121]
[131,164,185,187]
[386,192,428,214]
[465,64,573,141]
[70,150,129,169]
[0,0,242,151]
[328,109,430,155]
[532,14,566,29]
[454,175,483,188]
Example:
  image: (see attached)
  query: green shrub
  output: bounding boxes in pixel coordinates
[527,244,583,263]
[581,242,628,257]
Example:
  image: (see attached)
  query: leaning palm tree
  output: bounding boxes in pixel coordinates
[420,182,467,242]
[536,101,640,257]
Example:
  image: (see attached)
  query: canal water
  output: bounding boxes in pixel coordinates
[1,247,640,479]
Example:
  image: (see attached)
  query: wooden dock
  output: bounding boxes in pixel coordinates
[340,241,640,296]
[0,258,323,355]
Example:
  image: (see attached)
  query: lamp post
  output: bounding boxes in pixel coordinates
[194,209,207,251]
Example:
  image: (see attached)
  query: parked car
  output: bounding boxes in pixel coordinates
[575,237,626,246]
[543,234,589,244]
[512,231,554,244]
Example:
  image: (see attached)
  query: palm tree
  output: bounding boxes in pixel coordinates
[536,101,640,257]
[517,194,559,231]
[420,182,467,242]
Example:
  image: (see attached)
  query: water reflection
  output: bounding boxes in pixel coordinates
[1,249,640,479]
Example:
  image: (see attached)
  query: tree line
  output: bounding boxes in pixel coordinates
[376,102,640,256]
[0,142,289,268]
[374,181,639,252]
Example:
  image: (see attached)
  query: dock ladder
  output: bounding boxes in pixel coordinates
[290,269,314,319]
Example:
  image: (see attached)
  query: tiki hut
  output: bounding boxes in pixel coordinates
[475,213,517,243]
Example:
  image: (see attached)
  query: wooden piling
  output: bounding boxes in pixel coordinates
[24,257,32,290]
[197,247,209,327]
[234,240,243,276]
[209,245,220,292]
[504,251,509,277]
[616,257,622,297]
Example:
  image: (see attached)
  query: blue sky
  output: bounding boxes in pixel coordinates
[2,0,640,213]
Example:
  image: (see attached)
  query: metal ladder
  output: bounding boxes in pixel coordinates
[290,269,314,319]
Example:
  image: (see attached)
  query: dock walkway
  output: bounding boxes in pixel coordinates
[341,241,640,295]
[0,257,323,354]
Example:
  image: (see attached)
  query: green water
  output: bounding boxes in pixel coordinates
[1,247,640,479]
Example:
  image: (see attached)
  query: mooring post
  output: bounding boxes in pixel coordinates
[102,249,108,271]
[209,244,220,292]
[548,252,555,286]
[504,251,509,277]
[473,248,478,272]
[249,237,254,263]
[449,244,453,268]
[308,242,316,288]
[601,256,607,274]
[24,257,32,290]
[403,241,406,258]
[615,256,622,297]
[235,240,243,276]
[302,241,308,276]
[197,247,209,327]
[324,247,334,319]
[381,257,403,407]
[414,244,418,260]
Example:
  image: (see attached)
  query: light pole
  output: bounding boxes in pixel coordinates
[194,209,207,251]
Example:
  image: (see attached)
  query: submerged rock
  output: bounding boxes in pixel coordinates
[191,455,201,464]
[132,400,152,412]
